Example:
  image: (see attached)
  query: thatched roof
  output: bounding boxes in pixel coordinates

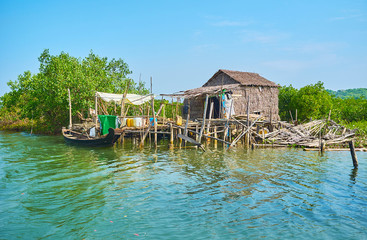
[161,84,241,99]
[204,69,279,87]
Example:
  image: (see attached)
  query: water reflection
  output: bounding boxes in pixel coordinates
[350,168,358,183]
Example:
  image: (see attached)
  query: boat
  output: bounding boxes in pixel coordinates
[62,127,121,147]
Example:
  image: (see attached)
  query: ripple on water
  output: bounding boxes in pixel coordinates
[0,132,366,239]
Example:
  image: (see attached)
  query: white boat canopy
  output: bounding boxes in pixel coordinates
[96,92,154,106]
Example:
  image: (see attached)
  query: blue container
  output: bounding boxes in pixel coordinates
[149,117,155,126]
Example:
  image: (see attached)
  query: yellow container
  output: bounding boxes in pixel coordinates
[176,116,182,126]
[127,118,133,127]
[259,128,269,135]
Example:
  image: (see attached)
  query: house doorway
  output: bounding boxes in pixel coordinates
[206,96,220,119]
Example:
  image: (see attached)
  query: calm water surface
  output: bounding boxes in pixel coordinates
[0,131,366,240]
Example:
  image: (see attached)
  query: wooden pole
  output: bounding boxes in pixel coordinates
[120,79,130,117]
[183,102,190,146]
[170,123,174,146]
[320,140,325,153]
[214,126,218,148]
[178,128,182,148]
[68,88,72,129]
[206,101,214,134]
[199,94,209,143]
[195,125,199,141]
[289,110,294,123]
[246,95,250,148]
[349,140,358,168]
[150,77,157,146]
[295,109,298,123]
[95,92,98,128]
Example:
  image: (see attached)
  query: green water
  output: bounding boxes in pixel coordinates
[0,131,366,240]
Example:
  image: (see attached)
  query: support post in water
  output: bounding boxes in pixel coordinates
[170,123,174,146]
[349,140,358,168]
[320,140,325,153]
[246,95,250,148]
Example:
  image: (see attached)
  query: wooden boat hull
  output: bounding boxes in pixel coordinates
[62,127,120,147]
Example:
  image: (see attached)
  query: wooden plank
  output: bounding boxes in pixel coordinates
[177,134,205,151]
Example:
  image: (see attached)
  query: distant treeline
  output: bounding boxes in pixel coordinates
[327,88,367,99]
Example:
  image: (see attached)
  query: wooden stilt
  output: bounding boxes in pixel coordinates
[178,128,182,148]
[195,125,199,142]
[170,123,174,146]
[214,126,218,149]
[246,95,250,148]
[349,140,358,168]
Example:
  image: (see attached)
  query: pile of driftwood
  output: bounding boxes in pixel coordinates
[260,119,355,148]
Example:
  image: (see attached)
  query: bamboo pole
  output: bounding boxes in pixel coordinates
[178,128,182,148]
[289,110,294,123]
[214,126,218,148]
[68,88,72,129]
[150,77,157,146]
[120,79,130,117]
[295,109,298,123]
[206,101,214,134]
[95,92,98,128]
[170,123,174,146]
[246,95,250,148]
[199,94,209,143]
[183,102,190,146]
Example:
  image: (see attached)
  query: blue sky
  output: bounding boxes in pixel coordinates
[0,0,366,97]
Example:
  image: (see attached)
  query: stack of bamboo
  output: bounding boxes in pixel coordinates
[262,119,355,148]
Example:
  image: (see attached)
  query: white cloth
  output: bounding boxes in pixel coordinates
[224,95,235,118]
[90,127,96,137]
[96,92,154,106]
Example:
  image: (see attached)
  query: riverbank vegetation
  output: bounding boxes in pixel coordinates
[0,50,148,134]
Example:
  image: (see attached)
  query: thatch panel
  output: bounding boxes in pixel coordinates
[203,72,237,87]
[204,69,279,87]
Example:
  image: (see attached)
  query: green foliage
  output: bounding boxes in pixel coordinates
[279,81,332,121]
[279,82,367,146]
[327,88,367,99]
[0,49,148,134]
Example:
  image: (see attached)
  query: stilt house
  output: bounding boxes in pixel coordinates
[175,69,280,121]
